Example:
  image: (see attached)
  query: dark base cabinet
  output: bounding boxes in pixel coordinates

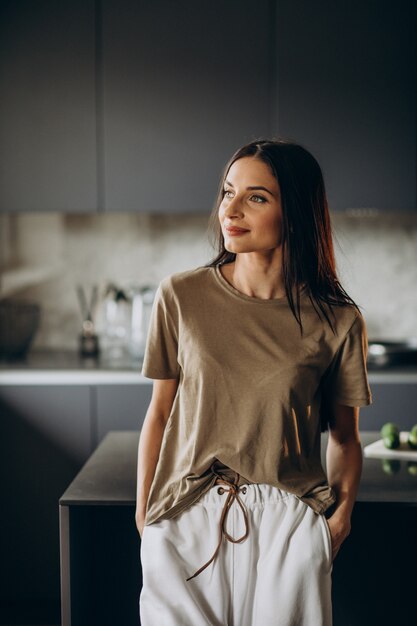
[0,601,61,626]
[333,504,417,626]
[0,386,91,625]
[95,384,152,446]
[65,506,141,626]
[0,381,151,625]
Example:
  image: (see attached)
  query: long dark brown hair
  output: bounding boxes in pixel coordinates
[205,138,362,337]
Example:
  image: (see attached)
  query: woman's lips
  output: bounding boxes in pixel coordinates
[225,226,250,236]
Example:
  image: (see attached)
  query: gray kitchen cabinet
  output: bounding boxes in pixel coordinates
[0,0,97,212]
[360,380,417,431]
[275,0,417,212]
[95,384,152,445]
[101,0,272,212]
[0,385,92,624]
[2,0,414,215]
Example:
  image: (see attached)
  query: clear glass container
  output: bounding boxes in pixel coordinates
[127,285,157,361]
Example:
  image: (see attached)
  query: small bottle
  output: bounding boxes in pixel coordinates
[79,319,100,358]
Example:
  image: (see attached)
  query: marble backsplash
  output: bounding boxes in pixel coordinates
[1,210,417,351]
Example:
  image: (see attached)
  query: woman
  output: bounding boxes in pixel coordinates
[135,138,372,626]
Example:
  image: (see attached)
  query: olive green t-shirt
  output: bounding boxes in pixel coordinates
[140,264,373,526]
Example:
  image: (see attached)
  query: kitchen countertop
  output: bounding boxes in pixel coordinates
[0,348,146,384]
[59,431,417,507]
[2,348,417,385]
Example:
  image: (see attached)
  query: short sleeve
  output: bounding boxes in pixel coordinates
[140,279,180,379]
[321,311,373,408]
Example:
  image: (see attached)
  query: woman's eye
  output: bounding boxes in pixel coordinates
[222,190,266,203]
[250,194,266,203]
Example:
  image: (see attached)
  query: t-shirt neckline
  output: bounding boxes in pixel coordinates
[212,264,307,305]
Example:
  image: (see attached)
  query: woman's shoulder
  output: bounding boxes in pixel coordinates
[158,265,214,296]
[300,284,365,334]
[323,300,367,340]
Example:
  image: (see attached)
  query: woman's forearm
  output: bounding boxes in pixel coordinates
[326,433,363,523]
[135,411,167,521]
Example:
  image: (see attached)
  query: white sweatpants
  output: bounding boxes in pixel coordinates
[140,483,333,626]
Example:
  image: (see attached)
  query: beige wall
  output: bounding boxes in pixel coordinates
[1,211,416,350]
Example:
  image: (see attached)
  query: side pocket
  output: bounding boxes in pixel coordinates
[140,524,147,560]
[319,513,333,567]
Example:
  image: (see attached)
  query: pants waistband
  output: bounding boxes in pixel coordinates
[185,465,294,583]
[200,478,293,506]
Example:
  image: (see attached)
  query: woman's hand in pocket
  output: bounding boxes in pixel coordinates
[326,514,351,561]
[135,511,146,539]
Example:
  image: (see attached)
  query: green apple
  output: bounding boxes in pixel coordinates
[381,422,400,439]
[408,424,417,450]
[383,433,400,450]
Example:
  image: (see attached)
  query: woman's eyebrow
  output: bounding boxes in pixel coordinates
[224,180,275,196]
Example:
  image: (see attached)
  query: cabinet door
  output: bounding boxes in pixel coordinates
[359,382,417,430]
[0,385,91,623]
[101,0,271,212]
[275,0,416,212]
[0,0,97,212]
[95,384,152,445]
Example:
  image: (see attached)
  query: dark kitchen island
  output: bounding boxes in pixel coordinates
[59,431,417,626]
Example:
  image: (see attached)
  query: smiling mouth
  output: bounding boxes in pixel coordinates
[225,227,250,234]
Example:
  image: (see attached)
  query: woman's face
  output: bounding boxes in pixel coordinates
[218,156,283,254]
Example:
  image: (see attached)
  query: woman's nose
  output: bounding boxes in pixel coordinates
[223,196,243,216]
